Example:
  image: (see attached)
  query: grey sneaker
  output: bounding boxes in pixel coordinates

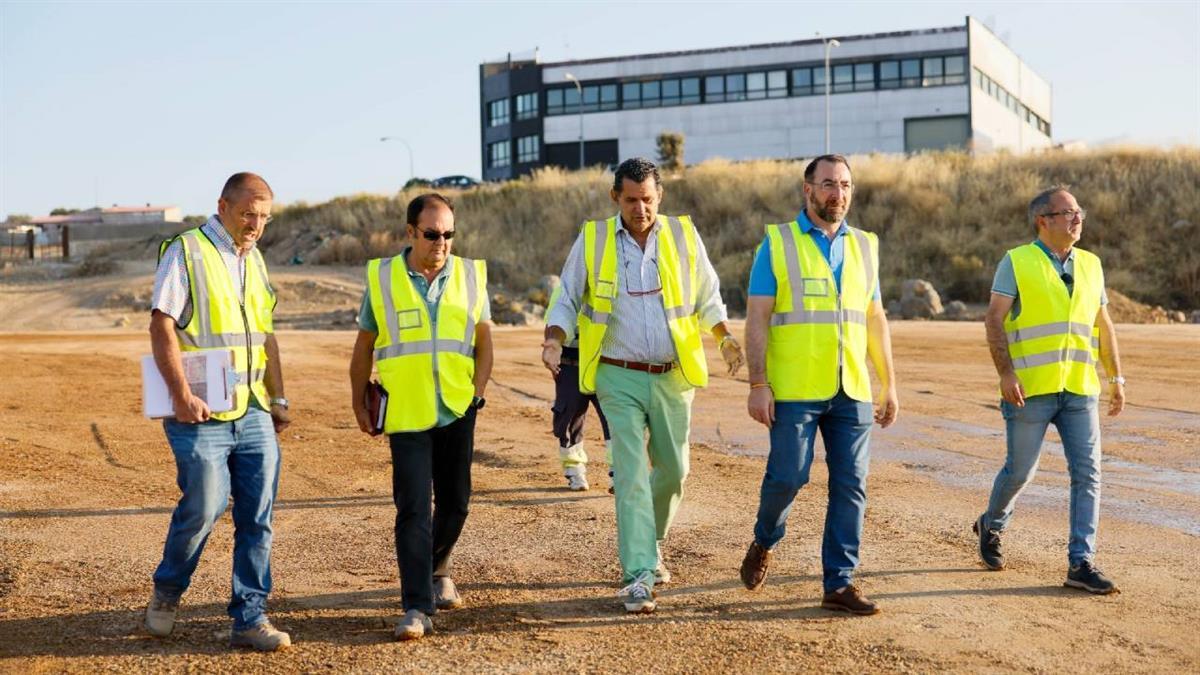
[618,572,657,614]
[973,514,1005,571]
[230,621,292,651]
[1065,560,1119,595]
[434,576,463,610]
[394,609,433,641]
[144,591,179,637]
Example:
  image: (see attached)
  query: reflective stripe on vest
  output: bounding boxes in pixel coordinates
[577,215,707,393]
[1002,243,1103,397]
[171,228,274,421]
[370,253,485,433]
[765,221,877,402]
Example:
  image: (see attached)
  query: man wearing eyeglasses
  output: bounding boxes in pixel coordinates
[349,193,493,640]
[739,154,898,616]
[974,185,1124,595]
[543,157,744,614]
[144,172,292,650]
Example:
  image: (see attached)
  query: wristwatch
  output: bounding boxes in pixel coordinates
[472,396,486,410]
[1107,376,1126,385]
[270,397,290,409]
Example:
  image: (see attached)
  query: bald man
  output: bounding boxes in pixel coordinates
[143,172,292,651]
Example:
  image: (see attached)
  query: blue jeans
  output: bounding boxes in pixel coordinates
[753,390,873,593]
[152,407,281,630]
[984,392,1101,566]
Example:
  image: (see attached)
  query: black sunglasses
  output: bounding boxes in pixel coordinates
[417,228,455,241]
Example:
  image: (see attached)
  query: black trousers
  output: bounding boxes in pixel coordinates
[389,408,475,614]
[552,348,610,447]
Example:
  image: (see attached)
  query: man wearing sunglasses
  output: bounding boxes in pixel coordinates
[349,193,493,640]
[543,157,745,614]
[974,185,1124,595]
[739,154,898,616]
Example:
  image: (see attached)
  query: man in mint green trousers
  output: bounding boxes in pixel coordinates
[542,158,744,613]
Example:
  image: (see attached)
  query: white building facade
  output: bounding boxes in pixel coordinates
[479,17,1051,180]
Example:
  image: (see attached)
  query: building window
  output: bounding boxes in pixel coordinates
[854,63,875,92]
[623,82,641,109]
[600,84,618,111]
[792,67,814,96]
[767,70,787,98]
[944,55,966,85]
[516,135,539,163]
[922,57,944,86]
[705,74,724,102]
[725,73,746,101]
[900,59,921,87]
[747,72,767,100]
[832,64,853,93]
[642,80,661,108]
[681,77,700,104]
[973,66,1050,136]
[879,60,899,89]
[488,140,510,168]
[487,99,510,127]
[547,89,563,115]
[514,92,538,121]
[661,78,680,105]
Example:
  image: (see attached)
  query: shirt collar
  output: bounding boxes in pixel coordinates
[202,216,245,255]
[402,246,453,281]
[615,213,661,238]
[1033,238,1073,264]
[796,209,847,238]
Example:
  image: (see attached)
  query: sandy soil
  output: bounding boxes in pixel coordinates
[0,275,1198,672]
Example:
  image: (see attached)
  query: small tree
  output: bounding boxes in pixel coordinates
[656,131,685,173]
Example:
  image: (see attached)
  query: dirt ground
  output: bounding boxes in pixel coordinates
[1,269,1198,673]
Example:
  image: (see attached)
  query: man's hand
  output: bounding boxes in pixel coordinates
[173,393,211,424]
[1108,381,1125,417]
[747,386,775,427]
[353,404,376,435]
[1000,372,1025,407]
[875,386,899,428]
[541,338,563,376]
[720,336,745,377]
[270,403,292,434]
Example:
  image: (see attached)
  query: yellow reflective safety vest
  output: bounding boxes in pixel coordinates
[1003,243,1103,397]
[764,221,878,402]
[367,253,487,433]
[159,227,275,421]
[577,215,707,394]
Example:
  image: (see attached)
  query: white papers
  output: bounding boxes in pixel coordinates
[141,350,236,419]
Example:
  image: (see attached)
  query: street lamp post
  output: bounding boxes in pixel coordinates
[379,136,415,186]
[824,38,840,155]
[564,72,584,169]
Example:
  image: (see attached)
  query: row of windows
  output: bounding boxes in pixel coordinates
[973,68,1051,135]
[487,99,509,127]
[488,92,541,127]
[540,53,968,116]
[488,134,541,168]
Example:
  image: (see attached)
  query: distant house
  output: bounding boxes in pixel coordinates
[28,205,183,229]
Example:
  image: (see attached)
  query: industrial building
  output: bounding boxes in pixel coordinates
[479,16,1051,181]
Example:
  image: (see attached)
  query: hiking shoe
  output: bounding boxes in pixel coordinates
[434,576,463,610]
[394,609,433,641]
[565,466,589,491]
[739,542,772,591]
[1065,561,1119,595]
[144,591,179,637]
[618,572,657,614]
[230,621,292,651]
[821,584,881,616]
[973,514,1005,570]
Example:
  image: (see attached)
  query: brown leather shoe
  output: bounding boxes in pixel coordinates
[739,542,772,591]
[821,584,880,615]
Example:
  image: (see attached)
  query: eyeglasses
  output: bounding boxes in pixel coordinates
[623,259,662,297]
[1043,209,1086,221]
[240,211,273,224]
[806,180,853,192]
[418,228,455,241]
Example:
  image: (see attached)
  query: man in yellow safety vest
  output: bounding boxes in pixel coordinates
[543,157,745,614]
[349,193,493,640]
[974,185,1125,594]
[144,172,292,651]
[739,155,899,616]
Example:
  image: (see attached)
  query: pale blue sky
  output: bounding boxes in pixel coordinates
[1,0,1197,218]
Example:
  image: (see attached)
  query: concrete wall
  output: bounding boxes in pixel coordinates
[545,85,969,161]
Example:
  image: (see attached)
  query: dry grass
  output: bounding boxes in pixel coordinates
[259,148,1200,311]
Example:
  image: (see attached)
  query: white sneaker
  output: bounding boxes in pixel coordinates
[655,540,671,584]
[144,591,179,637]
[395,609,433,641]
[434,576,463,610]
[230,621,291,651]
[618,572,657,613]
[564,466,589,491]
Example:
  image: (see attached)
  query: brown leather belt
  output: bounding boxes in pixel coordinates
[599,356,676,374]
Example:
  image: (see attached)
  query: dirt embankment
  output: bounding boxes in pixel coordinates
[0,322,1197,673]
